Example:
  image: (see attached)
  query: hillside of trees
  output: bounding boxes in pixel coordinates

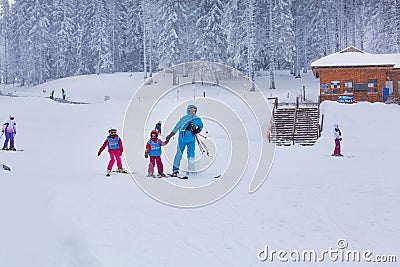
[0,0,399,85]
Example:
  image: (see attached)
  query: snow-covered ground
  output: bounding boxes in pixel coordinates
[0,71,399,266]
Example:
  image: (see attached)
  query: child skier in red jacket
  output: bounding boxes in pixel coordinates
[145,130,167,177]
[98,128,126,176]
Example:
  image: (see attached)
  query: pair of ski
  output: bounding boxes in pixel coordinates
[145,174,188,179]
[167,173,188,179]
[148,173,188,179]
[331,154,354,158]
[166,173,221,179]
[106,170,133,177]
[105,170,219,179]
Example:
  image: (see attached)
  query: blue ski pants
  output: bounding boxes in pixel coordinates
[173,140,195,171]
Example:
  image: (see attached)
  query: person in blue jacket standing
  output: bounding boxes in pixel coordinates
[166,104,203,176]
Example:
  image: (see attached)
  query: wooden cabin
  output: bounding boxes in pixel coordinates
[311,46,400,103]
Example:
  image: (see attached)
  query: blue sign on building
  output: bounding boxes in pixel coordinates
[338,96,353,103]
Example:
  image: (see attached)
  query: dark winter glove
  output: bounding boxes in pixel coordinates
[144,151,149,158]
[186,121,195,131]
[192,126,201,134]
[165,132,175,144]
[97,150,101,156]
[339,138,342,141]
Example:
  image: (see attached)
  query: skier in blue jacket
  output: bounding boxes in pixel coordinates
[165,104,203,176]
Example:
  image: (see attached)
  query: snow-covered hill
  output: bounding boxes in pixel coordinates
[0,71,398,266]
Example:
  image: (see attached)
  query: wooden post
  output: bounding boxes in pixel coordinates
[292,107,298,145]
[320,114,324,137]
[172,71,177,85]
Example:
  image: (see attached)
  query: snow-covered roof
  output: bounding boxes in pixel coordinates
[311,46,400,69]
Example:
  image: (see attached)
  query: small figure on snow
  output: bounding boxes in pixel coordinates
[145,130,167,177]
[165,104,203,176]
[2,115,17,151]
[61,88,66,100]
[332,123,343,156]
[97,128,126,176]
[50,90,54,100]
[155,120,162,135]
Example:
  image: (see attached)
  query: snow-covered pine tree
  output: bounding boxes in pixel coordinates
[12,0,52,85]
[157,0,187,69]
[52,0,76,78]
[145,0,158,76]
[355,0,367,51]
[222,0,240,68]
[364,0,387,53]
[253,0,270,71]
[246,0,256,89]
[74,0,86,75]
[141,0,148,78]
[304,0,328,69]
[273,0,294,70]
[226,0,256,75]
[193,0,227,63]
[5,0,25,85]
[125,0,143,72]
[392,0,400,53]
[384,0,400,53]
[268,0,276,88]
[292,1,303,78]
[0,0,10,84]
[84,0,113,74]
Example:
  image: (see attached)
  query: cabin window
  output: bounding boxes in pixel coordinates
[331,80,340,89]
[321,84,329,94]
[332,89,340,94]
[368,79,378,94]
[368,79,378,87]
[344,80,353,94]
[354,83,367,92]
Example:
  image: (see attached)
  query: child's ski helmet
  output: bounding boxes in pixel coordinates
[109,128,117,134]
[150,129,158,137]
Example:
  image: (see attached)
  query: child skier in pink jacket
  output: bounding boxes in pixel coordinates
[98,128,127,176]
[145,130,167,177]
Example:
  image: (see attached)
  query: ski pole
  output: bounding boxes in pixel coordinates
[195,135,204,152]
[195,135,206,155]
[0,132,3,140]
[197,133,207,139]
[200,139,210,157]
[196,135,209,157]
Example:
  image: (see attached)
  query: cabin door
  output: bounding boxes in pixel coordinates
[382,88,389,102]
